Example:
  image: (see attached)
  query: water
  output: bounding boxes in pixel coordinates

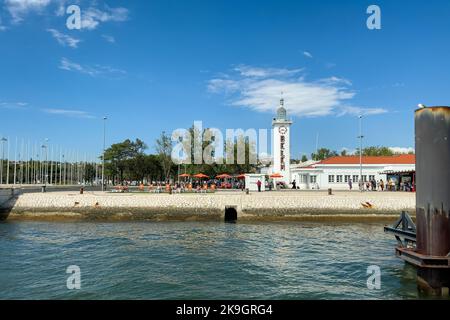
[0,220,420,300]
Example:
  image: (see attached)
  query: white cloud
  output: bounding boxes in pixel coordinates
[5,0,51,23]
[59,57,126,77]
[47,28,80,48]
[208,65,388,117]
[336,105,387,117]
[42,108,95,119]
[389,147,414,154]
[81,6,128,30]
[4,1,128,30]
[234,65,303,78]
[102,34,115,43]
[303,51,313,58]
[0,101,28,109]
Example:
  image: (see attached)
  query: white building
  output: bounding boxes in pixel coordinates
[265,99,416,190]
[290,155,416,190]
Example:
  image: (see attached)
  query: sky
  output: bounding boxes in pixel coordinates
[1,0,450,161]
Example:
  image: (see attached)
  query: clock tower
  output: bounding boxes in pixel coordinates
[272,98,293,185]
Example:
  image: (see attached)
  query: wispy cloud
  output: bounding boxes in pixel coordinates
[0,101,28,109]
[234,65,303,78]
[303,51,313,59]
[42,108,95,119]
[4,1,128,30]
[208,65,388,117]
[102,34,115,43]
[47,28,80,48]
[5,0,51,23]
[81,6,128,30]
[59,57,126,78]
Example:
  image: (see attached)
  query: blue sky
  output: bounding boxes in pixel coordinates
[1,0,450,161]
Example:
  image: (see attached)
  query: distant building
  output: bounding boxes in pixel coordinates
[290,155,415,190]
[265,99,415,190]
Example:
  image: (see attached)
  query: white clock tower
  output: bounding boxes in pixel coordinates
[272,98,293,185]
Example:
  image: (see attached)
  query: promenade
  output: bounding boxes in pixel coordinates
[1,189,416,222]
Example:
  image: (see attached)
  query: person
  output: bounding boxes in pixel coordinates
[292,180,296,189]
[257,179,262,192]
[348,178,353,190]
[358,179,364,191]
[380,179,384,191]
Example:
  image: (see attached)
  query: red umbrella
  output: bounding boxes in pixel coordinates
[216,174,232,179]
[270,173,283,178]
[179,173,191,178]
[193,173,209,179]
[236,174,246,179]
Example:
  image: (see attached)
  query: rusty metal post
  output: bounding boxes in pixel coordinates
[414,106,450,295]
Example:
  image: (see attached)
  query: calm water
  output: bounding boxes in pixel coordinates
[0,220,420,300]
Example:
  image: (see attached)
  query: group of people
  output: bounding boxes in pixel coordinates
[349,178,413,192]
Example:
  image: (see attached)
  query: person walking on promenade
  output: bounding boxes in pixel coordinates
[380,179,385,191]
[348,178,353,190]
[292,180,296,189]
[257,180,262,192]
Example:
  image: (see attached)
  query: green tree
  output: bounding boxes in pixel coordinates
[301,155,308,162]
[104,139,147,183]
[358,146,394,156]
[311,148,338,161]
[155,132,173,181]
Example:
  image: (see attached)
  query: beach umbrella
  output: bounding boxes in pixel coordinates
[179,173,191,178]
[236,174,246,179]
[216,174,232,179]
[193,173,209,179]
[270,173,283,178]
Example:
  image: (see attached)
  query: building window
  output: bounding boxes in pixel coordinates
[337,175,343,183]
[328,175,335,183]
[310,175,317,183]
[345,175,351,183]
[362,175,367,182]
[369,175,375,181]
[353,175,359,182]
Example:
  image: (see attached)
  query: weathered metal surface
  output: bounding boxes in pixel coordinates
[384,211,416,247]
[415,106,450,257]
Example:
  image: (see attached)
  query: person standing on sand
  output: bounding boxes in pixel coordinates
[257,180,262,192]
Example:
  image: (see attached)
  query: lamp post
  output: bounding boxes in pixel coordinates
[358,115,364,191]
[41,141,48,186]
[0,137,7,185]
[102,116,107,191]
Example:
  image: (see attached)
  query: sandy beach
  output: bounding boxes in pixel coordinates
[1,190,416,222]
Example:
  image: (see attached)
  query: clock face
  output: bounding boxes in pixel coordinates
[279,127,287,134]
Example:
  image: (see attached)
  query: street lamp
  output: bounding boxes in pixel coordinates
[0,137,7,185]
[41,142,48,186]
[102,116,107,191]
[358,115,364,191]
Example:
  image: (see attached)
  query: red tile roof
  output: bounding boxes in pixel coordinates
[316,154,415,165]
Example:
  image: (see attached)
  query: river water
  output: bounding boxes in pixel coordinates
[0,220,420,299]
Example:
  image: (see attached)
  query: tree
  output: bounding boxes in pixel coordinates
[311,148,338,161]
[104,139,147,183]
[301,155,308,162]
[155,132,173,182]
[358,146,394,156]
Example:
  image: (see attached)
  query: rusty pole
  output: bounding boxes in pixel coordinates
[414,106,450,295]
